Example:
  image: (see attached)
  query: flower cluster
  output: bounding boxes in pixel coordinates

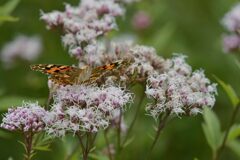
[0,35,42,68]
[145,55,217,119]
[1,102,46,133]
[79,44,167,85]
[44,85,133,137]
[41,0,134,60]
[125,45,166,78]
[221,3,240,52]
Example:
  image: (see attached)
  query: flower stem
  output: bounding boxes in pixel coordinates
[76,132,96,160]
[76,132,88,160]
[23,132,34,160]
[117,109,122,151]
[120,90,145,150]
[104,130,113,160]
[149,112,170,156]
[214,103,240,160]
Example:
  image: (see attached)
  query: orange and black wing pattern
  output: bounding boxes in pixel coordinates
[30,64,83,85]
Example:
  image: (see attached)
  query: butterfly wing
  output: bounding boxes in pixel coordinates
[30,60,131,86]
[83,60,130,84]
[30,64,88,85]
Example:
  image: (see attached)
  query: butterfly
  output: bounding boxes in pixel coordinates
[30,60,131,86]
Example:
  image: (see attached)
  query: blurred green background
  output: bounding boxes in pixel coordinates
[0,0,240,160]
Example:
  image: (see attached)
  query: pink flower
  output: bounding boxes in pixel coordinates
[0,35,42,68]
[132,11,151,30]
[222,34,240,53]
[145,55,217,118]
[1,102,47,133]
[44,84,133,136]
[222,3,240,32]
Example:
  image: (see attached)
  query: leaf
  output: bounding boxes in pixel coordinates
[0,0,20,15]
[214,76,239,108]
[202,107,223,152]
[227,124,240,142]
[0,16,18,22]
[151,22,176,51]
[33,145,51,152]
[227,140,240,158]
[18,140,27,153]
[235,59,240,70]
[0,96,45,111]
[122,136,134,148]
[33,133,52,152]
[89,153,109,160]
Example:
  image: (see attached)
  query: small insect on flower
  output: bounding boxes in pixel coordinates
[30,60,132,86]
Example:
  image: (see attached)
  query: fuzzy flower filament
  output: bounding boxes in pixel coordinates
[1,102,46,133]
[44,85,133,137]
[40,0,134,60]
[145,55,217,119]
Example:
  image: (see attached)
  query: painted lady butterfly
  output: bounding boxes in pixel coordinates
[30,60,131,86]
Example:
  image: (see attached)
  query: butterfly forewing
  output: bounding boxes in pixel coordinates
[30,64,89,85]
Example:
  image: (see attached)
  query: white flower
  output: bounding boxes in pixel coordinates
[1,102,46,133]
[44,84,133,136]
[222,3,240,32]
[0,35,42,68]
[145,55,217,119]
[40,0,133,60]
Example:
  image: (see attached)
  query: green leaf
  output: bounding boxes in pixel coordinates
[33,145,51,152]
[235,59,240,70]
[150,22,176,51]
[122,136,134,148]
[0,96,45,111]
[202,107,223,152]
[18,140,27,153]
[214,76,239,108]
[0,15,18,22]
[0,0,20,15]
[227,124,240,142]
[33,133,52,152]
[227,140,240,158]
[89,153,109,160]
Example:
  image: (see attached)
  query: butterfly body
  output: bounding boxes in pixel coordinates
[30,60,130,86]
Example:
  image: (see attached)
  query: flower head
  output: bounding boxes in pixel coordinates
[132,11,152,30]
[222,3,240,32]
[145,55,217,119]
[222,34,240,53]
[1,102,46,133]
[0,35,42,68]
[44,84,133,136]
[40,0,135,60]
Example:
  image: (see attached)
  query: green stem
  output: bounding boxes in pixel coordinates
[120,90,145,150]
[214,103,240,160]
[24,132,34,160]
[76,132,87,160]
[104,131,113,160]
[117,109,122,151]
[147,112,170,160]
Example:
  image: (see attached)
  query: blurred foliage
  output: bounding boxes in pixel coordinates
[0,0,20,24]
[0,0,240,160]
